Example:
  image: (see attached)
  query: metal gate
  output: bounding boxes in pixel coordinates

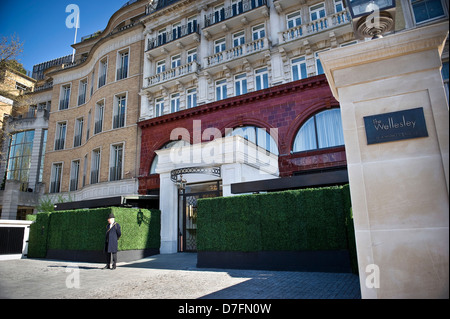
[0,227,25,255]
[178,181,222,252]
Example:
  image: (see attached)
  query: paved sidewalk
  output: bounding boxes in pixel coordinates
[0,253,361,299]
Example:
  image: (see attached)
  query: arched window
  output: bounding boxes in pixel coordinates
[150,140,190,175]
[225,125,279,155]
[293,108,344,152]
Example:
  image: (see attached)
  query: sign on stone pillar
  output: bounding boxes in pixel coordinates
[319,22,449,299]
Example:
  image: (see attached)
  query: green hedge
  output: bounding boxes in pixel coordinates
[27,207,160,258]
[197,185,354,253]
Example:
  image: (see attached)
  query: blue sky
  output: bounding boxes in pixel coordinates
[0,0,131,74]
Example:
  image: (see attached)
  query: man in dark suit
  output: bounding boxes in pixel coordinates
[103,213,121,270]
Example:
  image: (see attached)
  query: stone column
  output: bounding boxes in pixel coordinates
[320,22,449,298]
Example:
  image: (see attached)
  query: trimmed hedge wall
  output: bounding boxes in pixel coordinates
[27,207,160,259]
[197,185,357,272]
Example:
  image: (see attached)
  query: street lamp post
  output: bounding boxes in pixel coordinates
[344,0,396,39]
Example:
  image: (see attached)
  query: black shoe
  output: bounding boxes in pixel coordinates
[111,263,116,270]
[102,265,110,270]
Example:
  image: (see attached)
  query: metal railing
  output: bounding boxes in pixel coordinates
[59,98,69,110]
[204,0,267,28]
[50,181,61,194]
[110,166,122,182]
[113,114,125,129]
[54,138,65,151]
[94,121,103,134]
[147,22,199,51]
[117,67,128,80]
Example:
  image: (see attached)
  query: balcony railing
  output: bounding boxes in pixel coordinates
[147,22,199,51]
[206,37,268,67]
[90,170,99,184]
[98,74,106,88]
[50,181,61,194]
[69,178,79,192]
[74,134,82,147]
[280,10,350,43]
[117,67,128,80]
[78,93,86,106]
[145,61,200,88]
[204,0,267,28]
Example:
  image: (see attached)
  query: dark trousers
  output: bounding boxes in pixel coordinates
[106,252,117,266]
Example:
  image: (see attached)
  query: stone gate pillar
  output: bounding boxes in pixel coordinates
[320,22,449,298]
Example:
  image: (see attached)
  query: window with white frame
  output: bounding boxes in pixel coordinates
[255,68,269,91]
[170,93,180,113]
[155,97,164,117]
[171,54,181,69]
[292,57,307,81]
[287,10,302,29]
[74,117,84,147]
[252,24,265,41]
[94,100,104,134]
[90,149,101,184]
[293,108,345,152]
[411,0,446,24]
[235,73,248,96]
[156,60,166,74]
[116,49,129,80]
[187,49,197,63]
[225,126,279,155]
[70,160,80,191]
[214,38,226,54]
[50,163,63,193]
[187,16,198,33]
[55,122,67,151]
[172,22,182,40]
[82,154,88,187]
[59,84,71,110]
[310,2,326,21]
[213,4,225,24]
[216,79,227,101]
[186,88,197,109]
[233,31,245,47]
[78,79,87,106]
[110,143,123,182]
[113,94,126,129]
[232,0,243,15]
[86,110,91,141]
[157,28,167,46]
[315,50,329,75]
[98,58,107,88]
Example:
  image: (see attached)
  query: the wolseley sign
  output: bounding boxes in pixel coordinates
[363,107,428,145]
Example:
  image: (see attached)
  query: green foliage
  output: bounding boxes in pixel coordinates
[27,207,161,258]
[197,185,355,254]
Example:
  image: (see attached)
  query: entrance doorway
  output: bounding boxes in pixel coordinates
[178,181,222,252]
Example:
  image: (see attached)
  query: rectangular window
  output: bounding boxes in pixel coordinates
[186,88,197,109]
[216,79,227,101]
[171,54,181,69]
[55,122,67,151]
[412,0,446,24]
[287,11,302,29]
[90,149,101,184]
[98,58,107,88]
[38,129,48,183]
[170,93,180,113]
[232,0,243,16]
[155,97,164,117]
[82,154,88,187]
[6,130,35,184]
[187,16,198,34]
[235,73,248,96]
[78,79,87,106]
[187,49,197,63]
[315,50,329,75]
[86,110,91,141]
[156,60,166,74]
[292,57,307,81]
[255,68,269,91]
[214,38,226,54]
[110,144,123,182]
[172,22,182,40]
[157,28,167,46]
[252,24,265,41]
[113,94,126,129]
[233,31,245,47]
[94,101,104,134]
[50,163,63,193]
[117,49,129,80]
[213,5,225,24]
[59,84,71,110]
[310,2,326,21]
[74,117,84,147]
[70,160,80,191]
